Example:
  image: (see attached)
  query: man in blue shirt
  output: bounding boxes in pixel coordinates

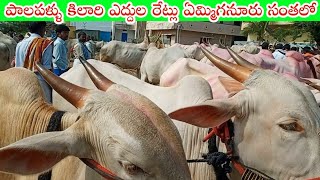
[73,32,90,62]
[50,23,57,40]
[52,24,70,76]
[15,21,53,103]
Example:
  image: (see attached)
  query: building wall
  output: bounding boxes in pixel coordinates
[127,30,135,43]
[146,22,240,45]
[70,22,112,32]
[114,30,122,41]
[146,22,241,36]
[100,31,111,41]
[179,31,233,46]
[146,22,175,30]
[150,30,233,46]
[177,22,241,36]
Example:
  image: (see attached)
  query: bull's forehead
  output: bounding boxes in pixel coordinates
[81,85,184,154]
[244,70,320,126]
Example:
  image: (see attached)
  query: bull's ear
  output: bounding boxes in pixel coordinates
[0,130,88,175]
[218,76,245,97]
[169,98,239,128]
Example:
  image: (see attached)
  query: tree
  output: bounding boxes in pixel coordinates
[0,22,30,36]
[267,27,291,43]
[292,22,320,48]
[241,21,270,43]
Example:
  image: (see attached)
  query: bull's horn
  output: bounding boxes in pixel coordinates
[35,62,88,108]
[200,46,253,83]
[79,58,114,91]
[226,46,260,70]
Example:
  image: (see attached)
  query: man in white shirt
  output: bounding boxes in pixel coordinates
[272,44,286,60]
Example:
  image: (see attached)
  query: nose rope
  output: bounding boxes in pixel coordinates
[187,120,276,180]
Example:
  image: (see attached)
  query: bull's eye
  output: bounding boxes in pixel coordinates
[278,122,304,132]
[119,161,144,175]
[125,164,140,175]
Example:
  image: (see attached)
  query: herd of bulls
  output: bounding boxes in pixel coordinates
[0,31,320,180]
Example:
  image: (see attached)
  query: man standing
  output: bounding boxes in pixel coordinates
[15,21,53,103]
[258,42,273,58]
[85,35,96,59]
[272,44,286,60]
[50,23,57,40]
[73,31,90,62]
[52,24,70,76]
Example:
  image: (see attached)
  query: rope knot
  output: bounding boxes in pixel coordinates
[202,152,232,173]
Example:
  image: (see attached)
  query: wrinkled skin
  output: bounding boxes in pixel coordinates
[0,67,191,180]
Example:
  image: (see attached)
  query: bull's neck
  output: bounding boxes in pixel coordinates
[14,100,78,139]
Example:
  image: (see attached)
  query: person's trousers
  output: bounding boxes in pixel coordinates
[53,68,67,76]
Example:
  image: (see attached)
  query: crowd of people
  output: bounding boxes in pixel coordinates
[258,41,320,61]
[13,21,95,104]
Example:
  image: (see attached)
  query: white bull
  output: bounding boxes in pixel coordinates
[99,34,160,70]
[54,59,218,180]
[230,44,260,54]
[172,42,207,61]
[169,46,320,179]
[140,45,187,84]
[0,64,191,180]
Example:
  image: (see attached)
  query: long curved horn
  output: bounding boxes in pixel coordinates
[200,46,253,83]
[35,62,88,108]
[79,58,114,91]
[226,46,260,70]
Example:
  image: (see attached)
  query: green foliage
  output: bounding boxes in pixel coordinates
[241,21,320,44]
[269,27,291,42]
[293,22,320,44]
[0,22,30,36]
[241,22,269,42]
